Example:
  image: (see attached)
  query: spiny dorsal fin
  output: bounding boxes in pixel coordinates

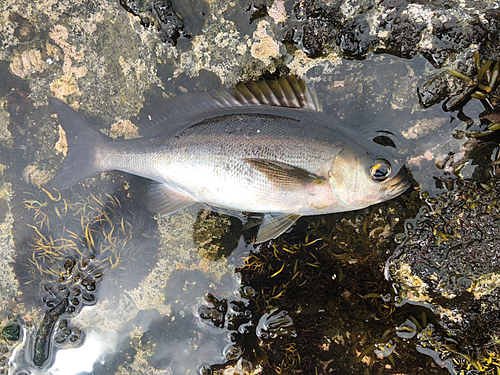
[234,76,322,111]
[139,76,322,137]
[243,158,325,189]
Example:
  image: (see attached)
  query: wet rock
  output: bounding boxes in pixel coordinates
[282,0,341,58]
[386,175,500,332]
[193,209,241,261]
[282,0,500,68]
[382,175,500,373]
[119,0,191,45]
[419,51,500,112]
[10,13,37,43]
[0,198,8,223]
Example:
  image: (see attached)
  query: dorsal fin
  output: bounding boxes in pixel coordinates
[234,76,322,111]
[139,76,322,137]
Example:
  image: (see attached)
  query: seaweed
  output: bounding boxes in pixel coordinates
[33,298,67,367]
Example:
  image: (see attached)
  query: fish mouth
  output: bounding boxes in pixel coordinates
[387,167,411,197]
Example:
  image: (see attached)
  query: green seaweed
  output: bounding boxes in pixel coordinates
[1,323,20,341]
[33,298,67,367]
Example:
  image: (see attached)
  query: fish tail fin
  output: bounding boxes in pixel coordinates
[47,98,110,190]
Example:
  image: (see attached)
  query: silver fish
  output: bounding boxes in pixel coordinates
[48,77,409,243]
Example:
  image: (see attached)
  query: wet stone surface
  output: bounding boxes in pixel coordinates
[119,0,191,45]
[387,176,500,324]
[277,0,500,65]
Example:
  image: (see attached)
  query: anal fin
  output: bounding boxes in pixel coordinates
[255,213,301,243]
[148,182,196,216]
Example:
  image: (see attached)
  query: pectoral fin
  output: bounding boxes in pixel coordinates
[243,158,325,189]
[255,213,301,243]
[148,182,196,216]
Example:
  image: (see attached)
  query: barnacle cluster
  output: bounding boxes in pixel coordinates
[11,179,159,368]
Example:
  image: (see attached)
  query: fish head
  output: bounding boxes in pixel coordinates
[327,147,410,210]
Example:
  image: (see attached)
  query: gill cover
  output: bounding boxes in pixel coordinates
[328,148,397,210]
[328,149,362,208]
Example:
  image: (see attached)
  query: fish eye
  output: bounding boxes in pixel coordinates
[370,159,391,181]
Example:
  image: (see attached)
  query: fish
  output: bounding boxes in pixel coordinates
[47,76,410,243]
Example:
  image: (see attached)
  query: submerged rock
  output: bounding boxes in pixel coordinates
[382,175,500,374]
[386,178,500,323]
[387,175,500,329]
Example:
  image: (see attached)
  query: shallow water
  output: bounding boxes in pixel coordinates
[0,0,499,374]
